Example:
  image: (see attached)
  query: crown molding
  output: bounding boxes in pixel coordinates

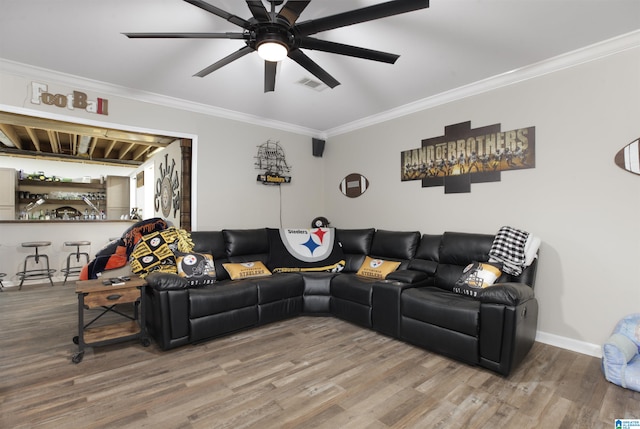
[0,58,323,138]
[2,30,638,140]
[324,30,640,138]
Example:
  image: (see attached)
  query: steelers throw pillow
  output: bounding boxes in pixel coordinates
[175,251,216,286]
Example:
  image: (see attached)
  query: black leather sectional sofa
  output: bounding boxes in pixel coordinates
[144,228,539,376]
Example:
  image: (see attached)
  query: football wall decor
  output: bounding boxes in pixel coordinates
[614,137,640,175]
[401,121,536,193]
[339,173,369,198]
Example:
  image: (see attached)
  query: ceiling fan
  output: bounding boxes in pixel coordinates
[124,0,429,92]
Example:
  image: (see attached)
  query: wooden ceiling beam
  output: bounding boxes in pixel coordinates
[132,145,150,161]
[88,137,98,158]
[70,134,76,155]
[25,127,41,151]
[47,130,60,153]
[0,124,22,149]
[118,142,135,159]
[103,139,117,159]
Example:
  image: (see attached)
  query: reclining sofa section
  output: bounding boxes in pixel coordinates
[144,228,539,376]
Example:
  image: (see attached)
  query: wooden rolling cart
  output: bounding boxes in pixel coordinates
[72,275,149,363]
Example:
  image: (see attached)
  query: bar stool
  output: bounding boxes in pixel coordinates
[61,241,91,284]
[17,241,56,290]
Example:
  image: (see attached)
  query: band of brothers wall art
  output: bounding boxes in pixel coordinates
[401,121,536,193]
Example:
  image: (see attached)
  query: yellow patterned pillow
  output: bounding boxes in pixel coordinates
[356,256,401,279]
[222,261,272,280]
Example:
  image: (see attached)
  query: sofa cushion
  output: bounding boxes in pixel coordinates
[331,274,376,306]
[336,228,375,254]
[439,232,493,266]
[223,261,272,280]
[223,228,269,258]
[407,234,441,277]
[189,282,258,318]
[413,234,442,262]
[336,228,375,272]
[402,287,480,337]
[435,232,495,290]
[356,256,401,279]
[370,229,421,260]
[255,274,304,304]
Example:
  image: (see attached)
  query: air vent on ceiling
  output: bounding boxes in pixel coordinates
[296,77,329,92]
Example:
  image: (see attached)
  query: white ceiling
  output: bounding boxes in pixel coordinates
[1,0,639,134]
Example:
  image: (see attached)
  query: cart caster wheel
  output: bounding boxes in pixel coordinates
[73,336,79,344]
[72,352,84,364]
[141,338,150,347]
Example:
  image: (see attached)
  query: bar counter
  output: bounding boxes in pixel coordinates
[0,220,135,288]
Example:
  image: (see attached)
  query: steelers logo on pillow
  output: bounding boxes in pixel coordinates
[356,256,401,279]
[222,261,272,280]
[175,252,216,285]
[369,259,384,268]
[182,254,198,266]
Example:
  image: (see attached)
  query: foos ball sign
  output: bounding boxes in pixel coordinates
[31,82,109,115]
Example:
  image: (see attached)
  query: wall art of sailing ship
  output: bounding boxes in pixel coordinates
[255,140,292,185]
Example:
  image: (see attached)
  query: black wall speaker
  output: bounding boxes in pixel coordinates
[312,138,325,157]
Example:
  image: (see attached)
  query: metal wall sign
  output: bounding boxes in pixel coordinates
[155,153,180,217]
[401,121,535,193]
[255,140,291,185]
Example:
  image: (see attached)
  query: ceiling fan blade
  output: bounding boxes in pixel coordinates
[264,61,277,92]
[123,32,246,39]
[184,0,251,29]
[288,49,340,89]
[194,45,254,77]
[246,1,271,22]
[296,0,429,36]
[277,0,311,26]
[299,37,399,64]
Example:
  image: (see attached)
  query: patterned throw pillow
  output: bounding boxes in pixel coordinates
[129,229,179,276]
[453,262,503,298]
[222,261,272,280]
[356,256,401,279]
[175,251,216,285]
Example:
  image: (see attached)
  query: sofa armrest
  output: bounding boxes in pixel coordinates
[146,272,189,291]
[386,269,429,284]
[478,282,534,306]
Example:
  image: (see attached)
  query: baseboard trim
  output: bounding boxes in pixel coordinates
[536,330,602,358]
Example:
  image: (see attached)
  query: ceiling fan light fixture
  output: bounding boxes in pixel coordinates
[257,40,288,62]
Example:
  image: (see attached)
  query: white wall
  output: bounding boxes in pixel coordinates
[0,72,324,231]
[323,46,640,353]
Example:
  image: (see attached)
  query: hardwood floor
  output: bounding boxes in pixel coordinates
[1,283,638,428]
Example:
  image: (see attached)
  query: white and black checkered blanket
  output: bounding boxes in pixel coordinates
[489,226,530,276]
